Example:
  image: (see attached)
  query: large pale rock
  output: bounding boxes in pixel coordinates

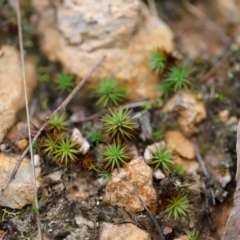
[32,0,174,100]
[0,153,41,209]
[214,0,240,25]
[165,130,195,159]
[99,222,151,240]
[0,45,37,143]
[105,157,157,213]
[163,91,207,137]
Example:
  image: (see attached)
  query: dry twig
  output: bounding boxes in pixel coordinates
[200,48,233,82]
[132,182,166,240]
[12,0,42,238]
[70,99,156,123]
[184,0,229,44]
[195,145,216,206]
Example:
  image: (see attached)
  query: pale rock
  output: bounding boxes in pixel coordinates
[97,177,108,187]
[32,0,174,100]
[163,225,173,235]
[33,154,40,167]
[227,116,238,128]
[218,169,232,188]
[0,45,37,143]
[153,169,165,180]
[144,141,167,164]
[0,153,41,209]
[174,235,189,240]
[138,111,153,141]
[218,109,230,123]
[99,222,151,240]
[163,91,207,136]
[175,156,199,174]
[44,170,63,183]
[66,215,94,240]
[75,215,94,229]
[71,128,90,154]
[214,0,240,25]
[105,157,157,213]
[165,130,195,159]
[0,144,6,152]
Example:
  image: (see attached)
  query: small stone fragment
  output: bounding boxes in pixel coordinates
[163,91,207,136]
[16,139,28,151]
[0,153,41,209]
[105,157,157,213]
[75,215,94,229]
[144,141,167,164]
[44,170,63,183]
[33,154,40,167]
[165,130,195,159]
[153,169,165,180]
[66,215,94,240]
[0,144,6,152]
[163,225,173,235]
[71,128,90,154]
[218,109,230,123]
[99,222,151,240]
[218,169,232,188]
[138,111,152,141]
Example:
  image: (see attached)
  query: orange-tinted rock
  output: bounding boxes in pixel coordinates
[163,91,207,136]
[16,139,29,151]
[165,130,195,159]
[99,222,151,240]
[218,109,230,123]
[105,157,157,213]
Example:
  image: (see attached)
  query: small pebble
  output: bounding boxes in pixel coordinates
[16,139,28,151]
[163,226,173,235]
[153,169,165,180]
[0,144,6,152]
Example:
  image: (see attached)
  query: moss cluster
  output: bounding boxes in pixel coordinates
[149,48,192,96]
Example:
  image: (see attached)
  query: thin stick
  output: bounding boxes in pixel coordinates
[0,55,106,196]
[236,120,240,179]
[194,145,216,205]
[132,182,166,240]
[194,146,209,178]
[200,49,232,82]
[184,0,229,44]
[70,100,156,123]
[15,1,42,238]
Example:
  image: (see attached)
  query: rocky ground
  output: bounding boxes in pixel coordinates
[1,0,240,239]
